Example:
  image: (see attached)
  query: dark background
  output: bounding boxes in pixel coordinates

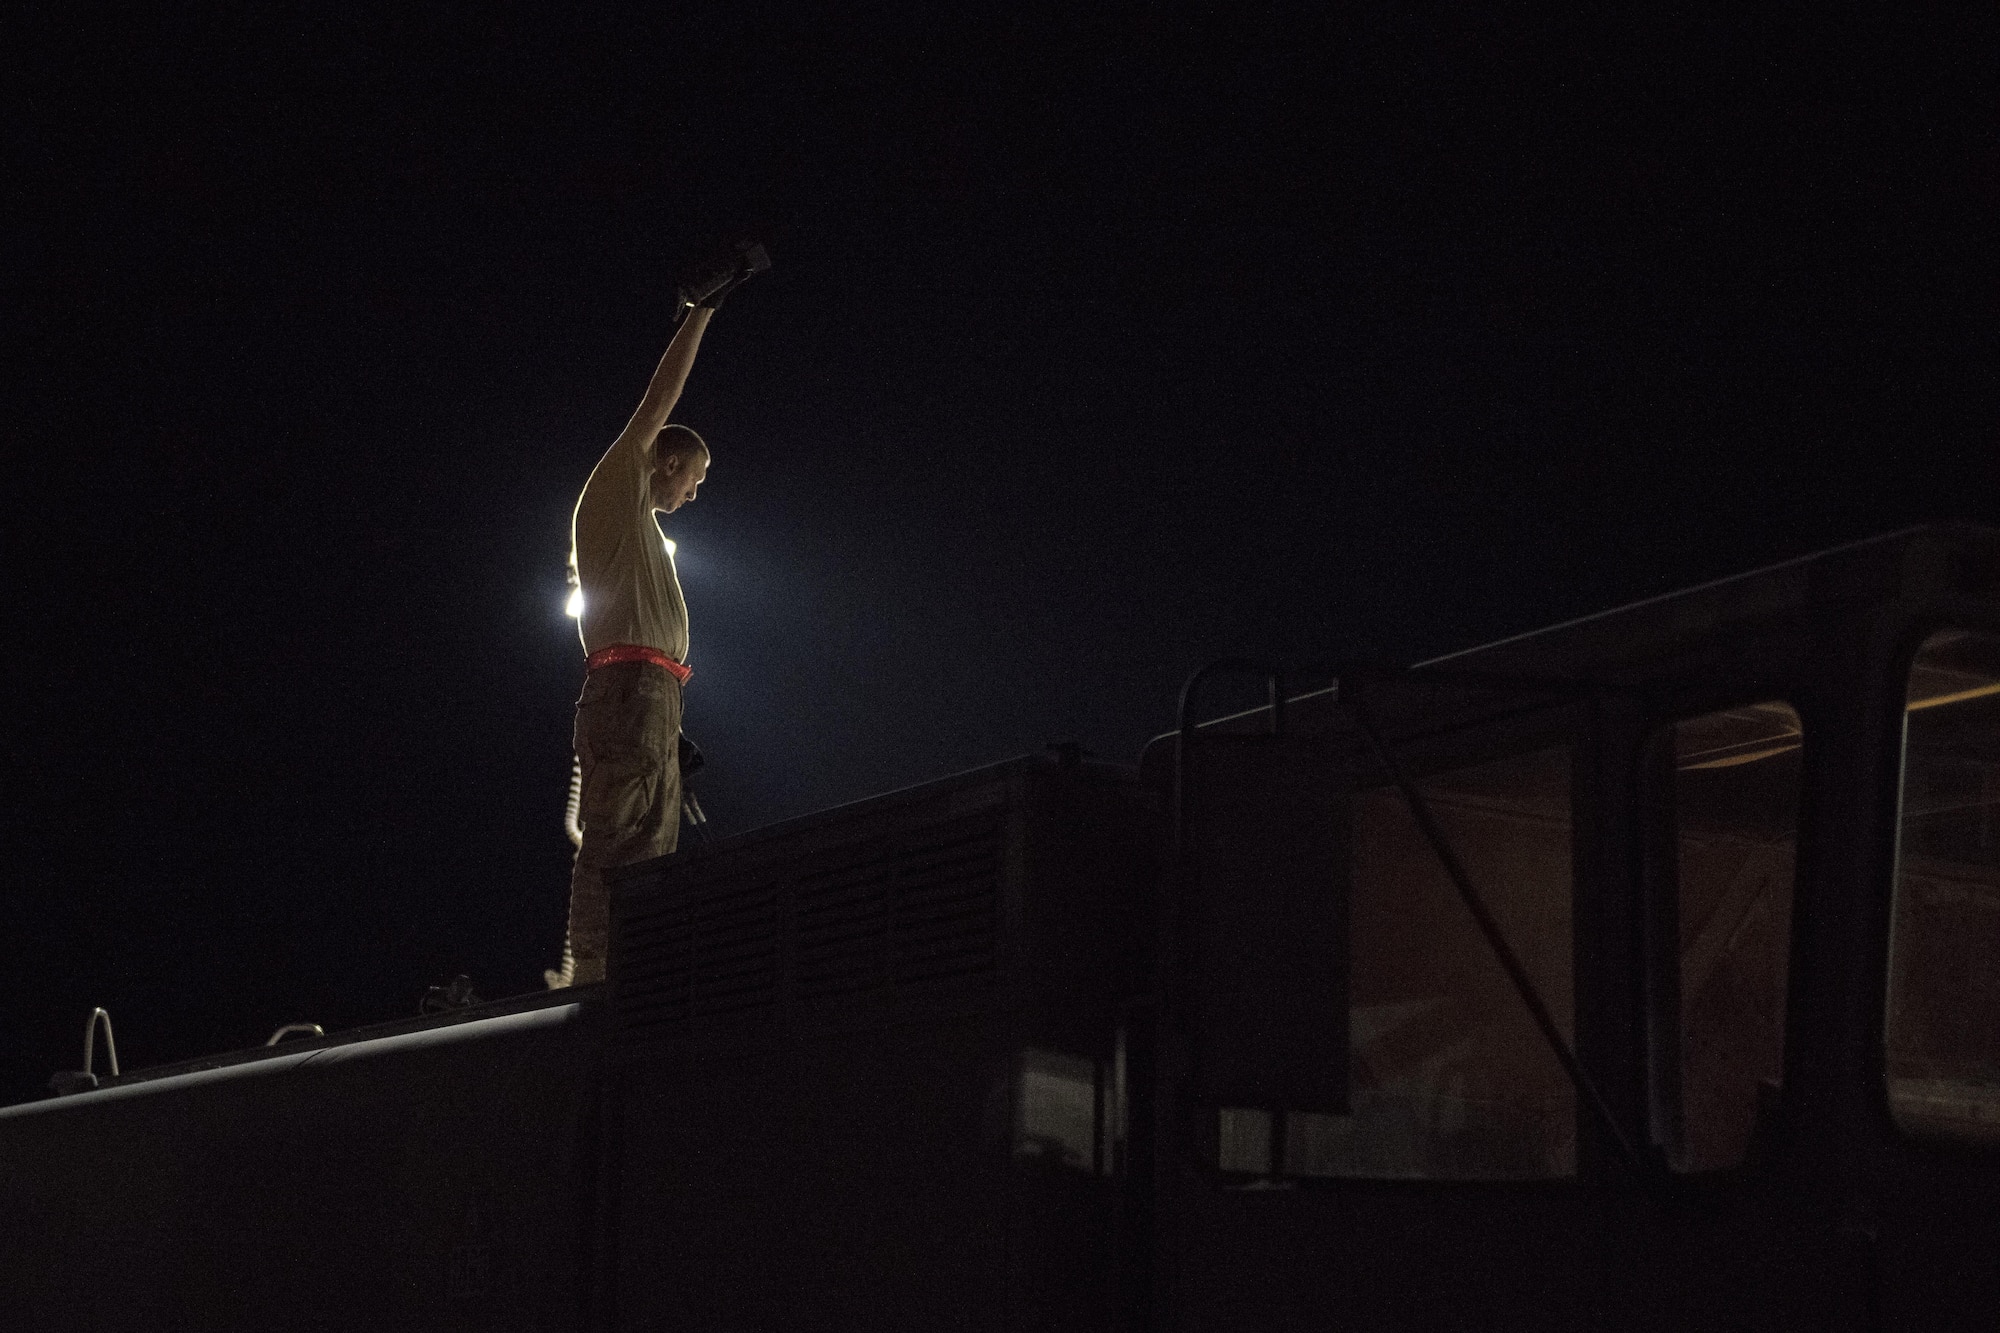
[3,5,1993,1103]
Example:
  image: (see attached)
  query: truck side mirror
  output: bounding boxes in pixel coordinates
[1179,728,1350,1138]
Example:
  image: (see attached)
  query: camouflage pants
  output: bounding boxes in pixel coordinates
[567,661,682,984]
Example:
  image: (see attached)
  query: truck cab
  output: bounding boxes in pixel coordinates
[1134,521,2000,1328]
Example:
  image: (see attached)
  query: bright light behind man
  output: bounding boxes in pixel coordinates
[565,539,672,618]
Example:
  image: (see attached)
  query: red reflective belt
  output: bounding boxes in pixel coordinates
[585,643,691,686]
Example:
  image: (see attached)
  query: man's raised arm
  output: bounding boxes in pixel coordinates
[618,305,714,443]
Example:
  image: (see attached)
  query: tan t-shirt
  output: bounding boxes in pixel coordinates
[571,428,688,662]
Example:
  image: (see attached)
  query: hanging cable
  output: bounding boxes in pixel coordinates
[564,755,584,849]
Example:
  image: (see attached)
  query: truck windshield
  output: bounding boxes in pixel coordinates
[1288,743,1576,1180]
[1888,629,2000,1143]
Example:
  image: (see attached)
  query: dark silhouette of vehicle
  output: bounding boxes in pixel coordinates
[6,522,1998,1330]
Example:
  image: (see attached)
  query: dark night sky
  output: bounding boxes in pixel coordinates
[4,5,1994,1102]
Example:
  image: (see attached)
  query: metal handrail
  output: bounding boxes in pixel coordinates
[1173,656,1286,867]
[82,1007,118,1079]
[265,1023,325,1047]
[1168,658,1602,745]
[1169,658,1289,1175]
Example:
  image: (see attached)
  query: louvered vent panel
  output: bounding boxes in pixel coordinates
[793,853,895,1000]
[620,876,782,1030]
[795,816,1004,1000]
[618,808,1006,1037]
[890,841,1002,984]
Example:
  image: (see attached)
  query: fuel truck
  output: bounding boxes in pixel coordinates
[4,523,1998,1330]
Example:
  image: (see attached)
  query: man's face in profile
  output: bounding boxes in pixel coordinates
[652,450,709,514]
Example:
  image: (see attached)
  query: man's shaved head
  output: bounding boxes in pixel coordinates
[655,423,709,466]
[651,424,711,514]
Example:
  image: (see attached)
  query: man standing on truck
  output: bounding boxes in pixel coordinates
[547,279,739,989]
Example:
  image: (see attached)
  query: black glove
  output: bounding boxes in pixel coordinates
[678,240,771,313]
[698,272,744,311]
[675,272,740,316]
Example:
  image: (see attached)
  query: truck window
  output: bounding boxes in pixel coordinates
[1661,702,1801,1172]
[1888,629,2000,1143]
[1288,745,1575,1180]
